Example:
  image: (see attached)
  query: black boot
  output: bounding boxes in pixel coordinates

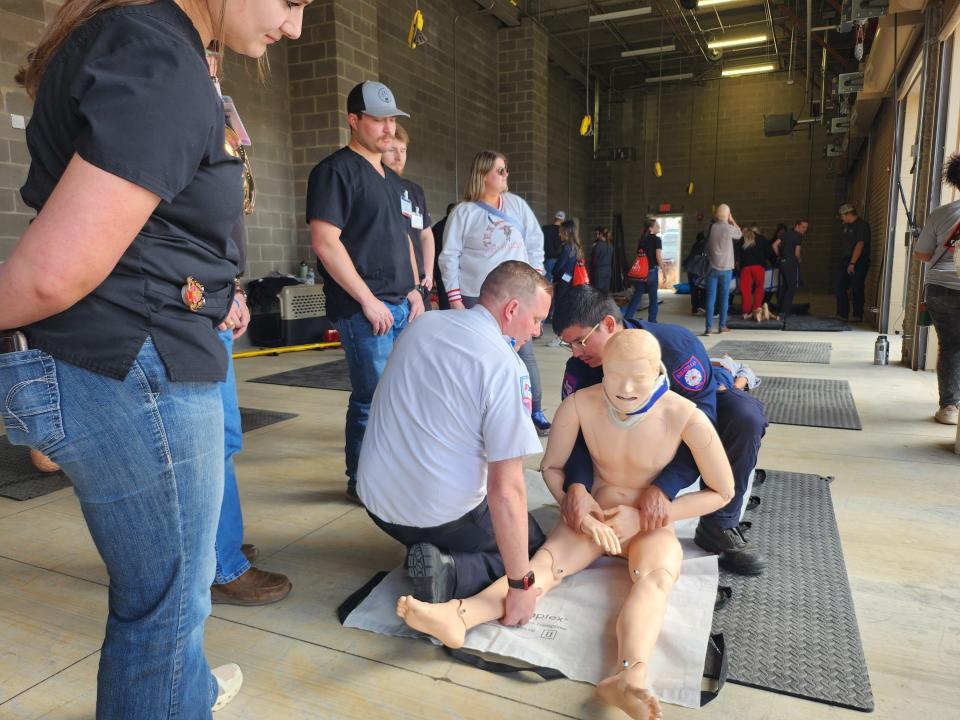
[695,521,767,576]
[406,543,457,603]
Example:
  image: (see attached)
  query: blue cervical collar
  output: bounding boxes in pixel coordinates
[624,372,669,416]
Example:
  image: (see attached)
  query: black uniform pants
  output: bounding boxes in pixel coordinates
[835,261,868,319]
[703,388,769,529]
[778,260,800,317]
[368,500,546,598]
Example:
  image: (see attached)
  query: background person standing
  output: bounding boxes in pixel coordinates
[774,219,808,320]
[835,204,871,322]
[308,81,425,503]
[439,150,551,436]
[703,204,742,334]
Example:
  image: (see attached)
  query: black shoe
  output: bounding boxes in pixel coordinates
[345,484,362,506]
[406,543,456,603]
[695,521,767,576]
[714,585,733,611]
[746,495,761,511]
[753,469,766,487]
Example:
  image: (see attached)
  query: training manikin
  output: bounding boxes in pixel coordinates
[397,329,735,720]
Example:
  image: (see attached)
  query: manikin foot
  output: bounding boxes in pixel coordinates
[396,595,467,649]
[597,662,663,720]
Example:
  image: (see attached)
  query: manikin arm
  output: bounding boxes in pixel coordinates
[669,408,735,521]
[540,395,583,504]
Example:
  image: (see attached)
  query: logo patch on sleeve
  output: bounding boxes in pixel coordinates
[520,374,533,413]
[561,372,578,399]
[672,355,706,393]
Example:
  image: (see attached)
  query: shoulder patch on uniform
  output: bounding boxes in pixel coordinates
[520,374,533,413]
[672,355,707,393]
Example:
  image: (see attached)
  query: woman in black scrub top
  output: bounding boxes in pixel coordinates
[0,1,310,717]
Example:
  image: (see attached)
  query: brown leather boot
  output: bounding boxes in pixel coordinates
[211,567,292,606]
[240,544,259,564]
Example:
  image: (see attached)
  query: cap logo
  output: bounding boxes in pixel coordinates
[377,86,392,103]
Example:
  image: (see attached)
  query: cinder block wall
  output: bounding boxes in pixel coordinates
[0,0,48,261]
[591,72,845,293]
[547,65,594,226]
[221,50,298,281]
[375,0,500,221]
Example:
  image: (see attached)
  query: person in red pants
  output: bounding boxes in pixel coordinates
[736,227,771,317]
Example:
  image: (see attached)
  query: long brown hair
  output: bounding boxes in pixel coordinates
[462,150,506,202]
[560,219,583,260]
[16,0,226,99]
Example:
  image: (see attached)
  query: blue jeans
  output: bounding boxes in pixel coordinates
[622,267,659,322]
[704,268,733,331]
[214,330,250,584]
[336,301,410,488]
[0,338,222,718]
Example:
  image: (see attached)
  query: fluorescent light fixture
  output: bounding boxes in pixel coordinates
[589,7,652,22]
[621,44,676,58]
[707,34,769,49]
[722,63,776,77]
[698,0,749,6]
[645,72,694,83]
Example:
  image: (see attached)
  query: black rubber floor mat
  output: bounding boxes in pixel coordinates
[239,407,298,433]
[0,437,71,501]
[784,315,852,332]
[249,358,351,391]
[752,376,862,430]
[712,470,874,711]
[725,317,784,330]
[708,341,831,364]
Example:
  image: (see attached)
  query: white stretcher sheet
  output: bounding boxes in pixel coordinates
[344,471,719,709]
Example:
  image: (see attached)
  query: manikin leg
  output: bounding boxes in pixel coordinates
[596,526,683,720]
[397,521,602,649]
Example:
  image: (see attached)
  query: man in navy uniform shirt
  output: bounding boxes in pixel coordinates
[552,285,767,575]
[307,81,425,502]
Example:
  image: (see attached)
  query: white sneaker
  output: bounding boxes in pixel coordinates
[934,405,959,425]
[212,663,243,712]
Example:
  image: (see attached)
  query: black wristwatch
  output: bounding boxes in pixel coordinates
[507,570,536,591]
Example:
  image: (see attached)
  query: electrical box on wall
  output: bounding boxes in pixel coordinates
[764,113,796,137]
[825,140,844,157]
[830,117,851,134]
[838,72,864,94]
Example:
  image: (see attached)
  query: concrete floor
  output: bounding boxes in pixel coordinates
[0,292,958,719]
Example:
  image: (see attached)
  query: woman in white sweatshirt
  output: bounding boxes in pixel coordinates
[439,150,550,434]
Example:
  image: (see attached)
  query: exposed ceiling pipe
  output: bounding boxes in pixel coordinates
[820,31,828,122]
[805,0,812,113]
[764,0,779,65]
[671,0,710,62]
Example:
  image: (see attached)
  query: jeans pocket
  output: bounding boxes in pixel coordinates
[0,350,65,452]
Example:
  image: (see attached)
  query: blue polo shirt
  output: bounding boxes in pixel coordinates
[561,319,717,499]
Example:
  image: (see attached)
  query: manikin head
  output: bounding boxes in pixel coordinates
[479,261,552,349]
[553,285,625,368]
[601,330,664,417]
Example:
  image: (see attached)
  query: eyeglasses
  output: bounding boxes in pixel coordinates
[494,166,509,177]
[224,124,256,215]
[558,322,601,351]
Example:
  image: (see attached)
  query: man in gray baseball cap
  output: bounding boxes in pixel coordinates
[306,80,423,502]
[347,80,410,118]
